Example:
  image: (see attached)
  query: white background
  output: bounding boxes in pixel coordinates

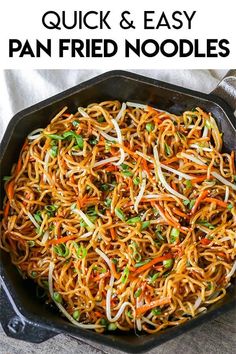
[0,0,235,69]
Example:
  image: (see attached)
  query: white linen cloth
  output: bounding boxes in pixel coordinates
[0,69,227,142]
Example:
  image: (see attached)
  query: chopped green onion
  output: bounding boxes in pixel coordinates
[148,272,160,284]
[72,310,80,321]
[164,143,171,156]
[163,259,173,268]
[176,131,186,141]
[146,123,154,132]
[133,252,142,263]
[141,221,150,230]
[197,220,215,229]
[186,260,191,267]
[97,116,105,123]
[206,282,213,290]
[72,120,79,127]
[152,308,161,315]
[134,259,150,268]
[121,266,129,284]
[36,227,41,235]
[63,131,83,148]
[127,310,133,319]
[170,228,180,243]
[49,145,58,158]
[89,137,98,145]
[163,271,171,278]
[153,208,159,216]
[227,204,233,210]
[53,244,70,258]
[42,280,49,289]
[108,323,117,331]
[205,120,212,129]
[80,215,97,228]
[53,292,62,303]
[46,133,64,140]
[155,229,164,243]
[101,184,109,191]
[71,203,77,210]
[34,211,42,223]
[115,208,126,222]
[100,318,108,326]
[127,216,141,224]
[105,140,111,152]
[133,177,140,185]
[86,206,97,216]
[122,170,133,177]
[189,199,196,209]
[104,198,112,208]
[120,164,133,177]
[3,176,11,181]
[31,271,37,278]
[112,258,118,264]
[74,244,87,259]
[184,180,192,189]
[45,204,58,216]
[121,163,129,170]
[134,288,142,298]
[27,240,35,247]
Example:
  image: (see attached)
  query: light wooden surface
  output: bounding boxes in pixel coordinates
[0,307,235,354]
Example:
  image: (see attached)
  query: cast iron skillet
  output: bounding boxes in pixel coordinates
[0,70,236,353]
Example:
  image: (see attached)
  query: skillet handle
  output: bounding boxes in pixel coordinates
[211,69,236,111]
[0,285,57,343]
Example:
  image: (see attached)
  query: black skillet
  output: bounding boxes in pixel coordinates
[0,70,235,353]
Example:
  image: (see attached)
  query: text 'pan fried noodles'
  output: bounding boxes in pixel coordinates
[1,101,236,333]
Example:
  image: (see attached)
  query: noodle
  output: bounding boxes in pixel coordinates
[1,101,235,333]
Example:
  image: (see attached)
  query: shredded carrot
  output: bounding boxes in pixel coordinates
[172,207,189,219]
[94,311,104,318]
[231,151,235,174]
[141,158,155,184]
[200,238,211,245]
[77,195,99,208]
[114,143,137,157]
[4,201,10,218]
[216,252,227,259]
[21,140,28,151]
[111,263,120,280]
[6,180,15,200]
[96,141,105,147]
[147,106,156,113]
[162,157,179,165]
[47,234,78,246]
[136,297,171,316]
[204,197,227,208]
[191,190,209,215]
[110,227,116,240]
[76,127,82,135]
[191,175,209,184]
[15,157,22,175]
[153,116,163,124]
[104,165,118,172]
[133,253,172,275]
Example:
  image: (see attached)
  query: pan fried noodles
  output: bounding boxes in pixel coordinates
[1,101,236,333]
